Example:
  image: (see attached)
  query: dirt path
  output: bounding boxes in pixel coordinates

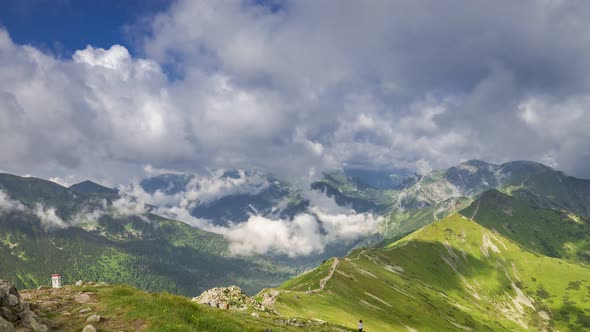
[319,258,340,290]
[470,200,480,221]
[346,249,366,261]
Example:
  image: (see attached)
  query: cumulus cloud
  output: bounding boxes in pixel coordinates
[120,173,382,257]
[111,195,148,216]
[0,189,68,230]
[311,207,382,243]
[0,190,25,212]
[32,203,68,230]
[1,0,590,185]
[213,208,381,257]
[181,170,269,207]
[223,215,323,257]
[0,187,149,231]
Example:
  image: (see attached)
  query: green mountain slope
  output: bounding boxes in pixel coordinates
[0,173,89,217]
[311,171,401,214]
[460,189,590,266]
[0,209,291,296]
[266,214,590,331]
[0,173,293,296]
[381,160,590,240]
[383,196,472,240]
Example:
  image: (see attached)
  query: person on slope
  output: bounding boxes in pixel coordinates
[358,319,363,332]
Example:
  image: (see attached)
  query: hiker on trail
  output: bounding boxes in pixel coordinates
[358,319,363,332]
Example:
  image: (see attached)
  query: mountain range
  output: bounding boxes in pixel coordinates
[2,159,590,331]
[265,190,590,330]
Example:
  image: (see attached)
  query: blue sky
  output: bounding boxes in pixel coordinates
[0,0,172,56]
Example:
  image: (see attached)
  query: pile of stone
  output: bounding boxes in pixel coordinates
[0,280,49,332]
[192,285,275,314]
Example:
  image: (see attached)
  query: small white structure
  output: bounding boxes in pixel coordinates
[51,274,61,288]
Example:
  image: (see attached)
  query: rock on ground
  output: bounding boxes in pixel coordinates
[86,314,101,323]
[82,325,97,332]
[0,280,50,332]
[192,285,275,313]
[74,293,92,304]
[0,315,16,332]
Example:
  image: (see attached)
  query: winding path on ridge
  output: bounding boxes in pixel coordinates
[319,258,340,290]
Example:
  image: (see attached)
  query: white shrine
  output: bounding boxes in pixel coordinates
[51,274,61,288]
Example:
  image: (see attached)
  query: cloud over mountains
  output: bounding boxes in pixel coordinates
[1,0,590,183]
[119,170,382,257]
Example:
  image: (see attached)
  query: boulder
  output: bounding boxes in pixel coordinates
[86,314,101,323]
[0,280,52,332]
[0,306,19,322]
[8,294,20,307]
[0,280,19,307]
[74,293,92,304]
[16,302,31,313]
[20,310,49,332]
[76,280,84,286]
[82,325,97,332]
[16,327,32,332]
[0,316,16,332]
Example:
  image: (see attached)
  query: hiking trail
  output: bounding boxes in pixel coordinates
[319,258,340,290]
[470,200,480,221]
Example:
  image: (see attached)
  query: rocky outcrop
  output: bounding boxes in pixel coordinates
[192,286,275,313]
[0,280,50,332]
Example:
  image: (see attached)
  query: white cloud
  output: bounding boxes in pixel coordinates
[33,203,68,230]
[111,195,148,216]
[218,214,324,257]
[1,0,590,184]
[48,176,76,187]
[216,207,381,257]
[121,174,382,257]
[70,199,109,225]
[181,170,269,207]
[0,190,25,212]
[312,207,382,243]
[119,169,271,210]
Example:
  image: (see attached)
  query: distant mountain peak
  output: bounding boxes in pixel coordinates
[69,180,117,195]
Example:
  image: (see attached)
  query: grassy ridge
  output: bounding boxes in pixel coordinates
[268,214,590,331]
[25,284,353,332]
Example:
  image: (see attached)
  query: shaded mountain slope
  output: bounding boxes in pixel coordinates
[459,189,590,266]
[382,160,590,240]
[0,173,293,295]
[69,180,118,196]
